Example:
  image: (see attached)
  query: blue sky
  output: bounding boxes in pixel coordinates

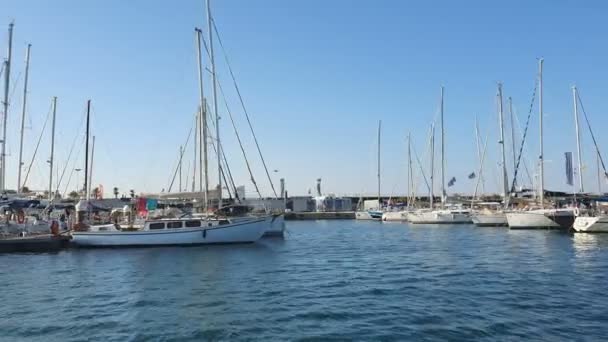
[2,0,608,198]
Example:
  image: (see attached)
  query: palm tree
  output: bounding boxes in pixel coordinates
[113,187,119,199]
[69,191,79,200]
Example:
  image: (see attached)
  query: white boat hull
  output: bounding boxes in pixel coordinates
[71,216,271,247]
[505,209,574,229]
[382,211,409,221]
[573,216,608,233]
[471,213,508,227]
[355,210,382,220]
[408,210,472,224]
[263,214,285,237]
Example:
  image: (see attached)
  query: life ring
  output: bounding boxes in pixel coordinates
[573,207,580,217]
[17,212,25,224]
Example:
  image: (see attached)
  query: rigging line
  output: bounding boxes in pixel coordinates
[8,70,22,106]
[62,134,86,197]
[510,104,534,186]
[55,107,87,194]
[211,17,278,198]
[509,78,537,196]
[576,91,608,177]
[21,102,52,189]
[167,120,194,192]
[204,119,234,200]
[216,75,262,198]
[205,101,238,200]
[411,139,431,195]
[200,47,254,200]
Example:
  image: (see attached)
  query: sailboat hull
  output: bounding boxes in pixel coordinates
[471,213,508,227]
[573,216,608,233]
[505,209,574,229]
[382,211,409,221]
[355,211,382,220]
[408,210,472,224]
[71,217,270,247]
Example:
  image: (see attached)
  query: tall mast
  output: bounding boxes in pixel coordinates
[440,86,445,209]
[538,59,544,208]
[207,0,222,208]
[430,123,435,209]
[195,29,208,212]
[572,86,584,193]
[179,145,183,192]
[407,132,412,207]
[84,100,90,200]
[497,83,509,205]
[508,97,517,182]
[192,109,197,192]
[17,43,31,193]
[377,120,381,205]
[1,22,14,193]
[48,97,57,200]
[88,135,95,199]
[597,151,602,194]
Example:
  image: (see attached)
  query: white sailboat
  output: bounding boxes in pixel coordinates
[356,120,383,220]
[472,83,508,227]
[383,133,413,222]
[505,59,575,229]
[71,216,271,247]
[72,2,272,246]
[409,87,472,224]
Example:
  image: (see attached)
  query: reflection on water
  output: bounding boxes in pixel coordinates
[1,221,608,340]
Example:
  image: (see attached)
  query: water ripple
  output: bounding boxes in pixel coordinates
[1,222,608,340]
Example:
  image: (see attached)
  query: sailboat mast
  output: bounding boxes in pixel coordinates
[377,120,381,205]
[195,28,208,212]
[48,97,57,200]
[17,43,31,193]
[1,22,14,193]
[508,97,517,182]
[430,123,435,209]
[440,86,445,209]
[207,0,221,208]
[597,151,602,194]
[84,100,90,200]
[497,83,509,205]
[179,145,183,192]
[407,132,412,208]
[538,59,545,208]
[89,135,95,199]
[192,109,197,192]
[572,86,584,193]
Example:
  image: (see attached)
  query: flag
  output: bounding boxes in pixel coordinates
[565,152,573,186]
[468,172,476,179]
[448,177,456,187]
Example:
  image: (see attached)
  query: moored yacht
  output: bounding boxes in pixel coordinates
[505,208,575,230]
[408,208,472,224]
[71,215,271,247]
[572,215,608,233]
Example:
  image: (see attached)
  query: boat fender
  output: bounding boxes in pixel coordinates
[50,220,60,236]
[573,207,580,217]
[17,212,25,224]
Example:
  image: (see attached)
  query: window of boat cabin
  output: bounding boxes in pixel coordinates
[149,222,165,230]
[219,220,230,225]
[185,220,201,228]
[167,221,183,229]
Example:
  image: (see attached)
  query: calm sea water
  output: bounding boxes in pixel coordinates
[1,220,608,341]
